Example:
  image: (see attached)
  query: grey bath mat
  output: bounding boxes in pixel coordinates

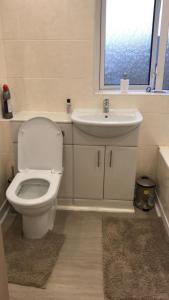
[4,216,65,288]
[102,217,169,300]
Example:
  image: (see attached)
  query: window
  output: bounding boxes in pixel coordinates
[99,0,169,91]
[163,29,169,89]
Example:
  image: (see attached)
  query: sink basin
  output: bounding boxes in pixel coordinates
[71,109,143,138]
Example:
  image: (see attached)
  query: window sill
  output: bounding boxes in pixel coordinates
[96,90,169,96]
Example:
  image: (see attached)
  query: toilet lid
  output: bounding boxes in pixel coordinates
[18,117,63,172]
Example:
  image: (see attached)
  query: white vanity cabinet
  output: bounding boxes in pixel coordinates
[104,146,137,200]
[9,112,141,209]
[74,145,105,199]
[73,145,137,201]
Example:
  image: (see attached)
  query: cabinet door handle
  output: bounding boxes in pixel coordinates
[109,150,112,167]
[98,150,100,168]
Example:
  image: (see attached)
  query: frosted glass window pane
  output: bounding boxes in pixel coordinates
[104,0,155,86]
[163,30,169,90]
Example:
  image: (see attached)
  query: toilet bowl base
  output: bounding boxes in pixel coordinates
[23,211,50,239]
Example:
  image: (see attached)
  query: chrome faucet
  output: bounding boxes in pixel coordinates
[103,98,109,113]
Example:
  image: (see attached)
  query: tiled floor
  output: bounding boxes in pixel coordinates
[3,209,157,300]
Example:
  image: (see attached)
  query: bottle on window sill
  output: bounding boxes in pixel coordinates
[120,73,129,93]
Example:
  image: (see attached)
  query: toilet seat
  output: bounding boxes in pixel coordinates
[6,170,62,208]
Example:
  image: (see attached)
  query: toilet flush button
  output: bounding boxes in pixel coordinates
[51,169,56,174]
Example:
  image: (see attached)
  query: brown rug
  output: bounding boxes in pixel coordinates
[4,216,65,288]
[102,217,169,300]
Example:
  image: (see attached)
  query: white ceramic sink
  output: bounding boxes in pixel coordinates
[71,109,143,138]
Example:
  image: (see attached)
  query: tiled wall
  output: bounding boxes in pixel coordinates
[1,0,96,112]
[0,0,169,181]
[0,11,13,207]
[0,9,6,99]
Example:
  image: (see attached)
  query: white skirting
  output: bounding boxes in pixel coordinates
[57,198,135,213]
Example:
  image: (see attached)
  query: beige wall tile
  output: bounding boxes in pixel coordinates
[1,0,95,41]
[137,146,158,180]
[4,40,93,78]
[0,122,13,154]
[0,0,20,40]
[8,77,97,112]
[0,12,6,79]
[0,43,6,78]
[0,121,13,205]
[107,95,169,114]
[0,153,14,206]
[139,113,169,146]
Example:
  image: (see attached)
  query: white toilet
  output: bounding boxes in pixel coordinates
[6,117,63,239]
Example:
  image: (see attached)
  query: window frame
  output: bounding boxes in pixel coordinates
[98,0,169,91]
[156,0,169,90]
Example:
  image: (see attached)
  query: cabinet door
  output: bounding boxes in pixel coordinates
[74,145,105,199]
[104,147,137,200]
[58,145,73,199]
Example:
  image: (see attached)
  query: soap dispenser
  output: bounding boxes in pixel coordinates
[120,73,129,93]
[66,98,72,114]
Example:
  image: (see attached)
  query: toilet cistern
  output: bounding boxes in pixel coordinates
[103,98,109,114]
